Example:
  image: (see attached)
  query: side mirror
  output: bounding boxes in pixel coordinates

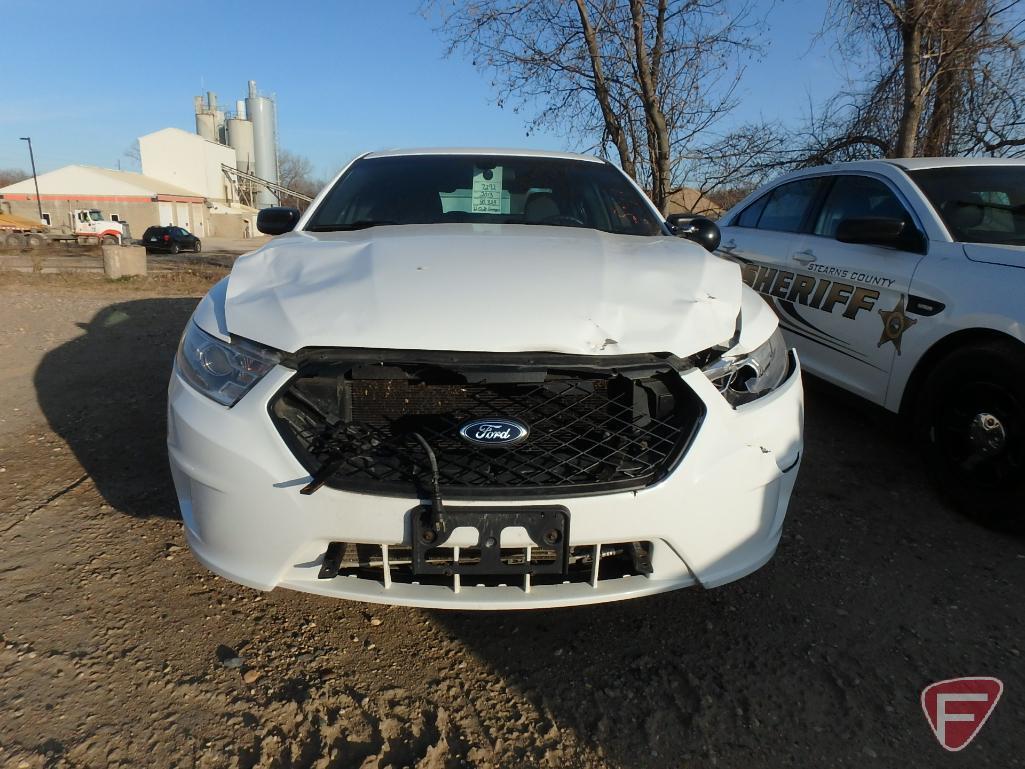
[666,213,721,252]
[835,217,922,251]
[257,206,301,235]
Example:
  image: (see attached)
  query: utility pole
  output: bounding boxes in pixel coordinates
[18,137,43,223]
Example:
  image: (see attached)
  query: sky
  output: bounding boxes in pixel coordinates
[0,0,845,180]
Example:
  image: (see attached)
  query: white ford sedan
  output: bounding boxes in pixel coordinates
[719,158,1025,530]
[167,148,803,609]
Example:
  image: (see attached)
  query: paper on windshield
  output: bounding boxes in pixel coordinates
[471,167,504,214]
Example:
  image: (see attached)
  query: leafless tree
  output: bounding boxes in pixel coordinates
[802,0,1025,161]
[0,168,29,188]
[424,0,767,213]
[122,141,142,171]
[278,150,324,210]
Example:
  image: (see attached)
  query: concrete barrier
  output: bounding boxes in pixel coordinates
[102,245,147,279]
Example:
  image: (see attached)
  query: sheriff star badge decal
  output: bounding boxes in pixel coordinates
[878,294,917,354]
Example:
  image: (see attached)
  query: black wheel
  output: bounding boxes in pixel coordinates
[26,233,45,249]
[916,340,1025,531]
[101,235,118,245]
[169,242,180,255]
[193,239,202,253]
[5,233,26,249]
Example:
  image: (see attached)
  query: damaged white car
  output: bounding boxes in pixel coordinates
[167,148,803,609]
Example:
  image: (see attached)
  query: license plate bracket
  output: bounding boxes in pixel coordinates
[411,505,569,576]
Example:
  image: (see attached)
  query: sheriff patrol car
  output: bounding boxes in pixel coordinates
[719,158,1024,530]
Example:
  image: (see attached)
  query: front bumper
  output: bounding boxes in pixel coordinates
[167,351,803,609]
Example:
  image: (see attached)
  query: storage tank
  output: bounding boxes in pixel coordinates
[195,91,223,143]
[227,117,256,175]
[245,80,279,207]
[195,111,218,142]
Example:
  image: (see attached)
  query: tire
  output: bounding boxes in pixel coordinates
[5,233,27,249]
[915,339,1025,531]
[193,239,202,253]
[26,234,45,249]
[169,243,180,255]
[101,235,118,245]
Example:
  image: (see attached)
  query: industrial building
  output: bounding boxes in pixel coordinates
[0,79,303,240]
[0,165,211,237]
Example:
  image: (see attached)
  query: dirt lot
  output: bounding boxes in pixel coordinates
[0,273,1022,769]
[0,237,268,274]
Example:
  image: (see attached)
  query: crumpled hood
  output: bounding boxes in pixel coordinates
[224,223,741,356]
[963,242,1025,270]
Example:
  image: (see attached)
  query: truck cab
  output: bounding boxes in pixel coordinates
[73,209,124,244]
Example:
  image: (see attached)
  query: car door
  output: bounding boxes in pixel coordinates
[720,178,826,284]
[787,173,927,402]
[718,176,827,345]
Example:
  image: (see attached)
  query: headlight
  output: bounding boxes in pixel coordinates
[703,327,788,406]
[175,322,280,406]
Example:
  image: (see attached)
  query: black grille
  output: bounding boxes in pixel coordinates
[269,352,704,498]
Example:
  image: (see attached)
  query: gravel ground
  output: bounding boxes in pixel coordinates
[0,275,1022,769]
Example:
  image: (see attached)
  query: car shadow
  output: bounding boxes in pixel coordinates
[427,378,1025,767]
[33,298,199,519]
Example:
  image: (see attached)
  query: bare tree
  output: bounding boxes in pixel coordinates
[804,0,1025,161]
[277,150,324,210]
[0,168,29,188]
[123,141,142,171]
[424,0,766,213]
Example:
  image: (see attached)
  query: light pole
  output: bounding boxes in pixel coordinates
[18,137,43,223]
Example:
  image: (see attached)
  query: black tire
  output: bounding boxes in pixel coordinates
[26,233,45,249]
[101,235,118,245]
[193,239,202,253]
[5,233,26,249]
[169,242,180,255]
[915,339,1025,531]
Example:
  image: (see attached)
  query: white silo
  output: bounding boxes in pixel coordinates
[194,91,227,144]
[227,117,256,175]
[195,94,218,142]
[245,80,279,207]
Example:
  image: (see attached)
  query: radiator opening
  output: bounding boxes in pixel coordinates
[270,353,703,498]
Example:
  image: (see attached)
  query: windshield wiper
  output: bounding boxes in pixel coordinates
[307,220,399,232]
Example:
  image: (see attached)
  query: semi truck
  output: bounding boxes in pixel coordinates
[0,208,126,249]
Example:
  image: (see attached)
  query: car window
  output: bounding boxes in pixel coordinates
[814,175,912,238]
[909,166,1025,246]
[306,154,664,236]
[735,194,769,228]
[756,178,824,233]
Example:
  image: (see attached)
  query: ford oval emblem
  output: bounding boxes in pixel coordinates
[458,418,529,447]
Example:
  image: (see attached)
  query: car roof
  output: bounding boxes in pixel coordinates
[780,157,1025,179]
[362,147,604,163]
[886,156,1025,170]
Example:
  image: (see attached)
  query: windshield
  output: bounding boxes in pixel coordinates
[88,210,103,221]
[306,154,664,236]
[909,166,1025,246]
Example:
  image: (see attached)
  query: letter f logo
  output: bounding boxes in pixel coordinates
[921,677,1003,751]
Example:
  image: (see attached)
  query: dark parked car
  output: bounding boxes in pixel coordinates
[142,226,201,254]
